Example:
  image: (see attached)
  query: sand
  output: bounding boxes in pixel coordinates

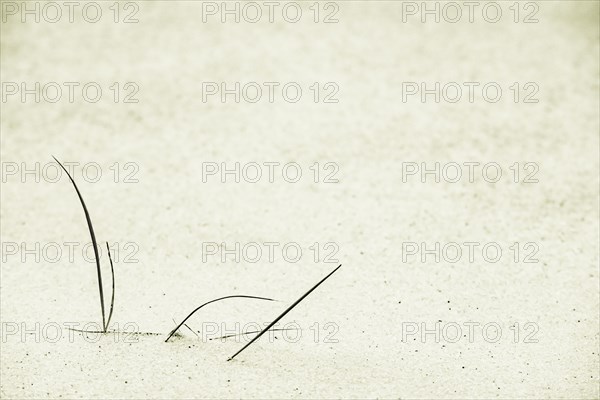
[0,1,599,398]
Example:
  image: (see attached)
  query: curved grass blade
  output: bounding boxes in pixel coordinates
[227,264,342,361]
[52,156,106,332]
[105,242,116,331]
[165,295,277,342]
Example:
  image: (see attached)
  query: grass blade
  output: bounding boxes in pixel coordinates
[165,295,277,342]
[227,264,342,361]
[105,242,116,331]
[53,156,106,332]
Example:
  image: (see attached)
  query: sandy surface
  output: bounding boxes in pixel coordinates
[1,1,599,398]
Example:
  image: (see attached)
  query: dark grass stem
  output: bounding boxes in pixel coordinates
[105,242,116,331]
[53,156,106,332]
[227,264,342,361]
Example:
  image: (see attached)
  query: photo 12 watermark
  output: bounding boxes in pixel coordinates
[195,321,340,344]
[1,1,140,23]
[201,161,339,183]
[401,321,539,344]
[1,82,140,103]
[0,321,142,344]
[202,241,340,264]
[1,241,140,264]
[2,161,140,184]
[200,1,339,24]
[399,1,539,24]
[401,82,539,103]
[401,241,540,264]
[401,162,539,183]
[201,82,339,104]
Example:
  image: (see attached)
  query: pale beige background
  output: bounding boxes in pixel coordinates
[1,1,599,399]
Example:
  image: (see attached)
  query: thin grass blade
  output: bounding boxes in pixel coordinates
[105,242,116,331]
[227,264,342,361]
[165,295,277,342]
[52,156,106,331]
